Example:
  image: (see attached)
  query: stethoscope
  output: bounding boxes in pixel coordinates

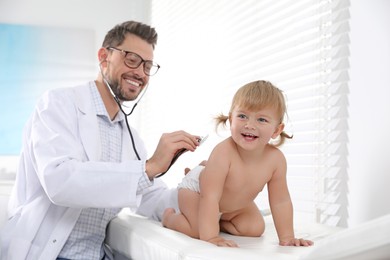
[100,63,176,178]
[100,62,148,162]
[100,62,208,178]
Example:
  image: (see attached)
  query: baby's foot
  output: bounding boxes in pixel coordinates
[162,208,176,227]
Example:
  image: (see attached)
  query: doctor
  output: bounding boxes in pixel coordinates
[1,20,200,260]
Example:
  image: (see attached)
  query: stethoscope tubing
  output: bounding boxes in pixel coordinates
[100,64,206,178]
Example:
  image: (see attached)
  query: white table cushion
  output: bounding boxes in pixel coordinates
[300,213,390,260]
[106,211,342,260]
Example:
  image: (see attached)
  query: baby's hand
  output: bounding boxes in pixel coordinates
[279,238,314,247]
[207,236,238,247]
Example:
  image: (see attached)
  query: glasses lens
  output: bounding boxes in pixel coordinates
[124,52,142,69]
[123,51,159,76]
[144,62,159,76]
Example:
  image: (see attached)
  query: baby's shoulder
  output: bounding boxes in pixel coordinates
[265,144,286,161]
[209,137,236,157]
[214,137,236,150]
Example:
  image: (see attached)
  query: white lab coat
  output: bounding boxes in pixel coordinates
[0,81,178,260]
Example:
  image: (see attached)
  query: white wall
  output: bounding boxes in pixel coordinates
[348,0,390,227]
[0,0,151,52]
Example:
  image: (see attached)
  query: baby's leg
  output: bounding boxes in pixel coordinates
[220,202,265,237]
[162,189,200,238]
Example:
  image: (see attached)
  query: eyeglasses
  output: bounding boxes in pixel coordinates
[107,47,160,76]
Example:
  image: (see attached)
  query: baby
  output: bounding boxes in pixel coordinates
[162,80,313,247]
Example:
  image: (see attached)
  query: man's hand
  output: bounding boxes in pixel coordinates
[279,238,314,247]
[146,131,200,178]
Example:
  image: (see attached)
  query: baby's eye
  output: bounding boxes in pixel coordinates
[258,117,268,123]
[238,114,247,119]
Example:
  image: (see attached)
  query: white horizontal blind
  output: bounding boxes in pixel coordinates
[136,0,350,226]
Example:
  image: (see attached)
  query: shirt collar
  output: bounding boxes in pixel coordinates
[90,83,125,123]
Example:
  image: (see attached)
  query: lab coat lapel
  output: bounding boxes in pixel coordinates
[79,113,100,161]
[74,83,101,161]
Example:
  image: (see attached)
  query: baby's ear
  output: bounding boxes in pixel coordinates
[272,123,285,139]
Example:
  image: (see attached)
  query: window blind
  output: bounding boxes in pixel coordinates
[136,0,350,227]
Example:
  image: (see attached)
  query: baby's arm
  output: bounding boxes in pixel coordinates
[198,144,237,247]
[267,151,313,247]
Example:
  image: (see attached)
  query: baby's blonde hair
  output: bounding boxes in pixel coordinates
[215,80,292,147]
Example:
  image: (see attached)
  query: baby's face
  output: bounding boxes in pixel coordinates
[230,106,283,150]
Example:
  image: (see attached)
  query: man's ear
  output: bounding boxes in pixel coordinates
[98,48,109,66]
[272,123,285,139]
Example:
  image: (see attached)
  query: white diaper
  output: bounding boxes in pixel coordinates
[177,165,205,193]
[177,165,223,219]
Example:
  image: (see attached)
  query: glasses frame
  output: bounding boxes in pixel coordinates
[107,47,160,76]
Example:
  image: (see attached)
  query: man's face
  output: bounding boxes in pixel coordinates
[104,33,154,101]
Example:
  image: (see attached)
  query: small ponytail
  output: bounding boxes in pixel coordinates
[214,113,229,132]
